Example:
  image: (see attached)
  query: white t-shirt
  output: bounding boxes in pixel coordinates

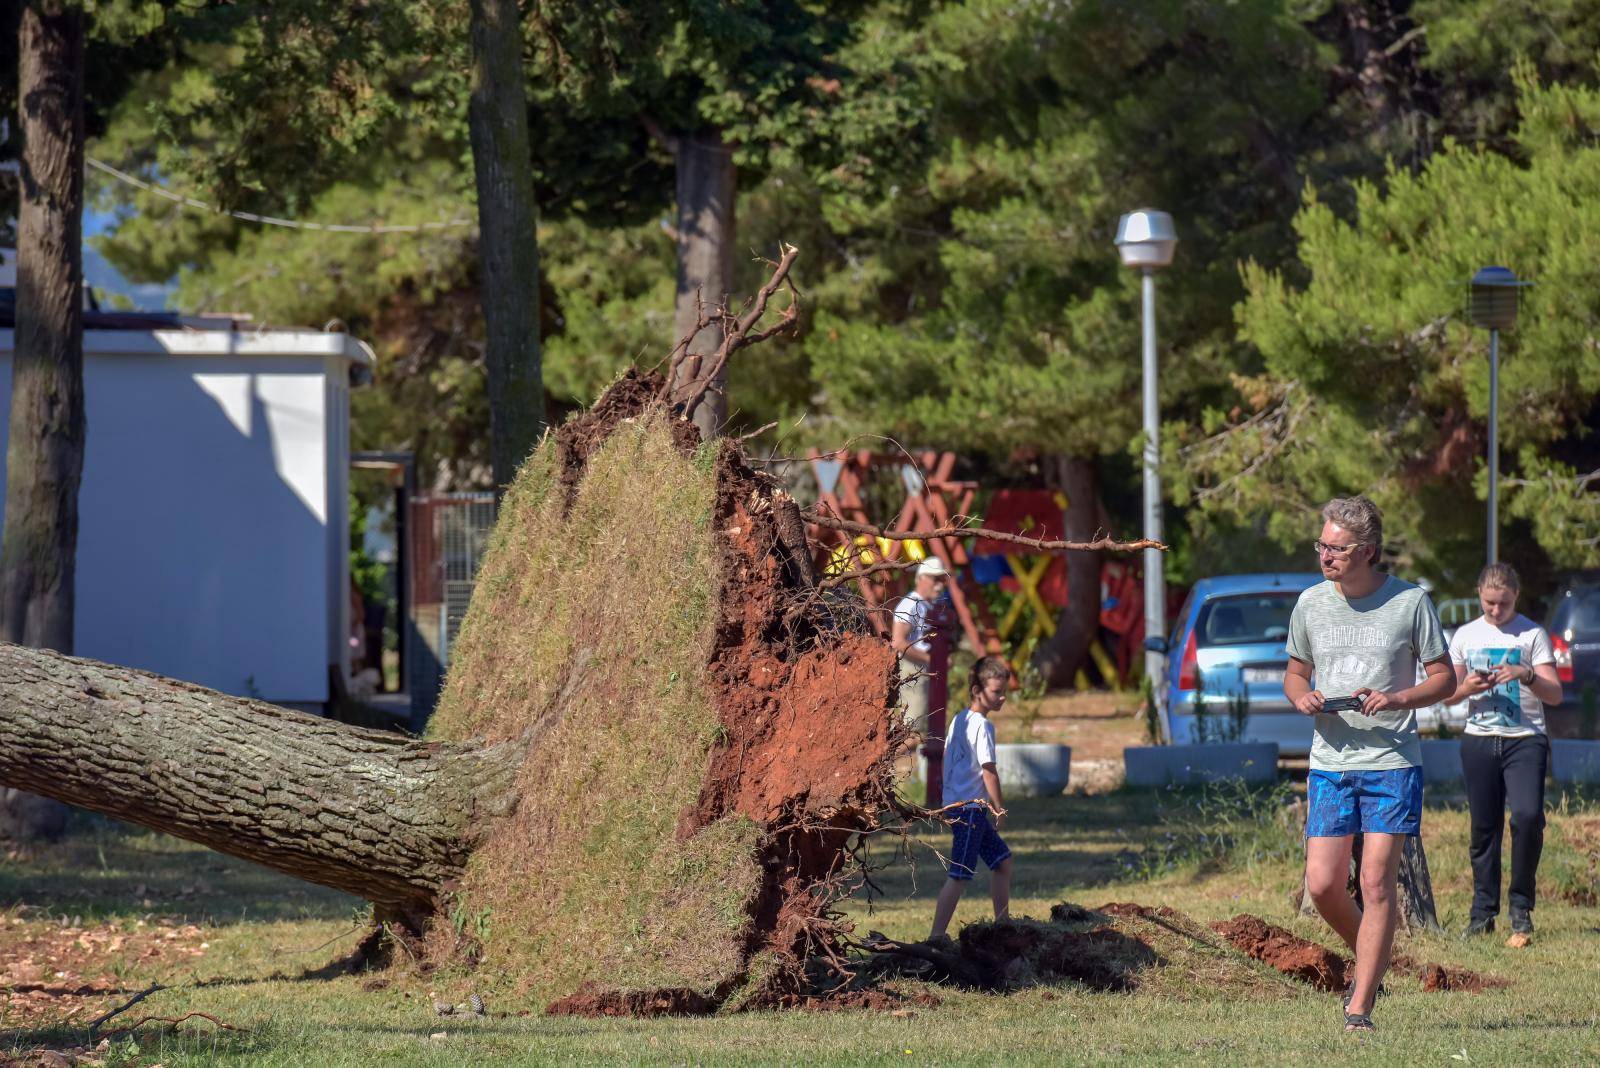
[1448,613,1555,737]
[943,707,997,806]
[892,592,934,655]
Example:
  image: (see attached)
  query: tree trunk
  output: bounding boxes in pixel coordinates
[1,1,87,841]
[670,127,735,442]
[1031,456,1102,688]
[467,0,543,495]
[0,642,520,919]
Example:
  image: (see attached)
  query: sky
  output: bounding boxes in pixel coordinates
[83,208,174,310]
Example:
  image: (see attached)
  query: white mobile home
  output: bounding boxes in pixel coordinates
[0,323,372,710]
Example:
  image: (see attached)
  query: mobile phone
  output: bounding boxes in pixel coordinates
[1321,696,1365,713]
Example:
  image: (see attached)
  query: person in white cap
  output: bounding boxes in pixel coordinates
[891,556,950,735]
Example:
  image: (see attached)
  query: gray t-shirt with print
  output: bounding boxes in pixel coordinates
[1287,576,1448,772]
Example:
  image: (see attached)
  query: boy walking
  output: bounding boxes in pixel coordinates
[929,656,1013,939]
[1283,497,1454,1033]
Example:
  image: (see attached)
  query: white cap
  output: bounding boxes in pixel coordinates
[916,556,949,578]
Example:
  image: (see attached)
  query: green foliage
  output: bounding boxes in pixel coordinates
[1182,71,1600,584]
[64,2,1600,585]
[799,0,1345,466]
[1416,0,1600,140]
[348,495,385,606]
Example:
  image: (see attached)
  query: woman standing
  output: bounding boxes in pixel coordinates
[1448,563,1564,943]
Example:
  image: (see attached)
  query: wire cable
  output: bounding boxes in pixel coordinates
[87,157,474,234]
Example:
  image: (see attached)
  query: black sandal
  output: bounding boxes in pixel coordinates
[1344,1011,1375,1033]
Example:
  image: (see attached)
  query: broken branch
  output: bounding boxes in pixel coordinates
[673,246,802,422]
[87,983,166,1037]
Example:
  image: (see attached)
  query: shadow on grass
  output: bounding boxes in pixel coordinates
[0,811,358,924]
[867,790,1171,903]
[3,1016,262,1061]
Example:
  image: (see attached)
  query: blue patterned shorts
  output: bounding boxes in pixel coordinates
[947,804,1010,880]
[1306,767,1423,837]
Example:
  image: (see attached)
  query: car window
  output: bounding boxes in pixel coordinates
[1550,588,1600,634]
[1195,593,1297,647]
[1170,590,1195,647]
[1548,597,1571,634]
[1573,591,1600,631]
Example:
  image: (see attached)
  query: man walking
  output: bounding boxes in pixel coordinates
[1448,563,1562,945]
[891,557,949,736]
[1283,496,1454,1033]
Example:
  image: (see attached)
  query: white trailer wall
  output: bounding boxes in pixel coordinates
[0,329,369,706]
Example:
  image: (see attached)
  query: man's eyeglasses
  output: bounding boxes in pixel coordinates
[1313,540,1364,558]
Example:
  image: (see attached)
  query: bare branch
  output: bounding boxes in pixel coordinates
[806,510,1164,554]
[1501,467,1600,491]
[818,558,922,589]
[671,245,802,423]
[87,983,167,1037]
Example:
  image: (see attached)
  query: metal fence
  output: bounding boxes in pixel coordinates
[407,493,497,719]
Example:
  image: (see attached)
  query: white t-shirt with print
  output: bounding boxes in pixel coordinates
[1448,613,1555,737]
[892,592,935,655]
[943,707,997,807]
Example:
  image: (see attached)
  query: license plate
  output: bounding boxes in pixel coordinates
[1242,667,1284,685]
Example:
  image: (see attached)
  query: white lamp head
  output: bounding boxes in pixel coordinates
[1115,209,1177,269]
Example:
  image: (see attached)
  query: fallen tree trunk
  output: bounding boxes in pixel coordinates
[0,643,518,918]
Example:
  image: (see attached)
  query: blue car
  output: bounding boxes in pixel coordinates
[1147,573,1322,754]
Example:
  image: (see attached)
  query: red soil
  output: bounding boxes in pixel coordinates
[1213,914,1506,994]
[1403,956,1508,993]
[1211,915,1348,991]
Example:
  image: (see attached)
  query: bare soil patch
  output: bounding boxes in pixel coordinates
[862,901,1292,1001]
[1211,914,1507,994]
[1,915,208,1029]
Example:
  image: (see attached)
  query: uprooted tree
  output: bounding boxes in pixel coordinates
[0,249,1157,1011]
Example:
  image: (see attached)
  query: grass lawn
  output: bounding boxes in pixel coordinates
[4,782,1599,1066]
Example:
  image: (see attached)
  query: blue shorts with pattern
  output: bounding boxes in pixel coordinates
[1306,767,1423,837]
[947,803,1010,880]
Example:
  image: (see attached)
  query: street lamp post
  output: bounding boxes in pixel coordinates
[1469,266,1530,566]
[1115,210,1177,698]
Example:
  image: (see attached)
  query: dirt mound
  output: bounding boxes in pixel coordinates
[864,903,1295,1000]
[1211,915,1347,991]
[1213,914,1507,993]
[429,371,900,1013]
[1415,961,1505,993]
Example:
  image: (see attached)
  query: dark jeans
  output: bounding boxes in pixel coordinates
[1461,732,1549,918]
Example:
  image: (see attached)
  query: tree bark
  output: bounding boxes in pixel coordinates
[467,0,543,495]
[0,643,520,917]
[670,127,736,442]
[1031,456,1102,688]
[1,1,87,841]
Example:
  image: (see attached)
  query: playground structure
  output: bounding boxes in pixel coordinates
[804,447,1153,687]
